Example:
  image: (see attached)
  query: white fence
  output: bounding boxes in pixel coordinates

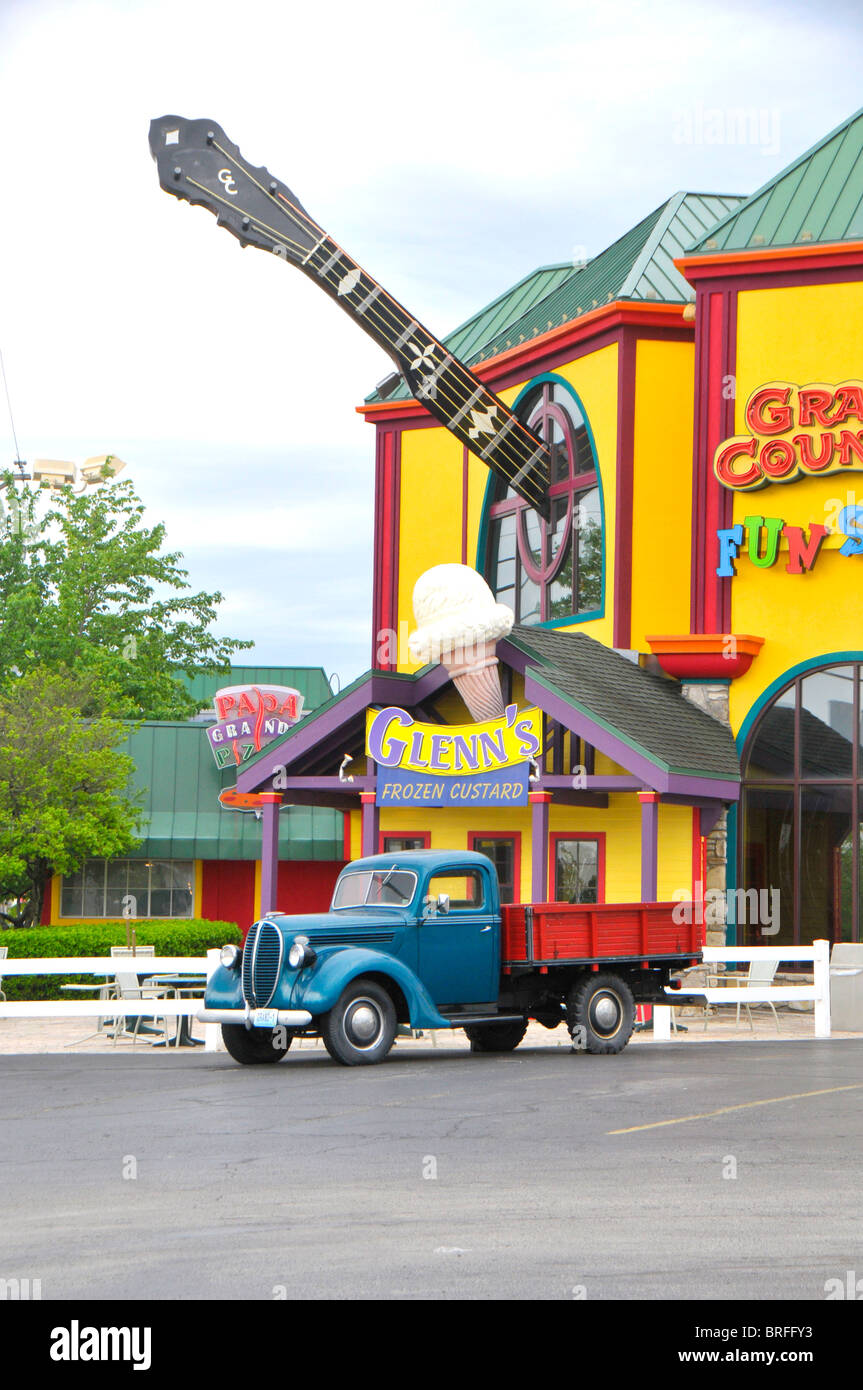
[654,941,830,1041]
[0,952,221,1051]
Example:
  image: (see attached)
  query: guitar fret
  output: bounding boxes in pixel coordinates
[301,234,327,265]
[510,444,549,491]
[394,320,420,350]
[356,285,382,316]
[449,387,483,431]
[480,414,518,460]
[316,246,342,277]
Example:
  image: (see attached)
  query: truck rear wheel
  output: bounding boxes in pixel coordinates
[464,1019,528,1053]
[321,980,397,1066]
[221,1023,293,1064]
[567,973,634,1054]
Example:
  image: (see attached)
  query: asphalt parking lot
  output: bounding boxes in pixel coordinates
[3,1038,863,1301]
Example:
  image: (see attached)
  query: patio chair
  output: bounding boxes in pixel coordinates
[734,957,781,1032]
[0,944,6,1001]
[108,947,175,1046]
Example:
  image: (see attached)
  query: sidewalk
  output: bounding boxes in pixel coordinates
[0,1007,860,1054]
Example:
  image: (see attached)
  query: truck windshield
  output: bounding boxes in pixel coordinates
[331,869,417,910]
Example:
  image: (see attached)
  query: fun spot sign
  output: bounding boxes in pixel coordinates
[366,704,543,807]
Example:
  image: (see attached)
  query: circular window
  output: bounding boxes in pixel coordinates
[484,381,602,624]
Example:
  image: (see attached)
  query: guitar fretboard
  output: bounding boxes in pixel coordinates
[302,234,550,515]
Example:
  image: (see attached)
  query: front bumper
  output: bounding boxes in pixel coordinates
[198,1007,313,1028]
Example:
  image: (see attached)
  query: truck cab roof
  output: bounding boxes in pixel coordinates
[340,849,494,875]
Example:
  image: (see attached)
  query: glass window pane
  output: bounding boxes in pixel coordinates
[740,785,795,947]
[427,871,484,910]
[800,667,854,778]
[60,885,83,917]
[83,888,105,917]
[554,840,598,903]
[746,684,796,779]
[549,417,569,484]
[576,487,602,612]
[149,890,172,918]
[84,860,106,890]
[519,570,541,625]
[383,837,427,852]
[572,423,594,475]
[800,784,854,944]
[521,507,543,567]
[473,838,516,903]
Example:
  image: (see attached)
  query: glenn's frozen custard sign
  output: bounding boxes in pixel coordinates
[207,685,304,769]
[366,705,542,807]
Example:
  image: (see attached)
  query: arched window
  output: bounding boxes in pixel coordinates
[483,379,603,625]
[740,662,863,947]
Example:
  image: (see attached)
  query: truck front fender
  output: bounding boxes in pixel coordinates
[292,948,451,1031]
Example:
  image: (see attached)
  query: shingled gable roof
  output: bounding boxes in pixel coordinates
[686,105,863,254]
[365,192,741,406]
[503,625,740,792]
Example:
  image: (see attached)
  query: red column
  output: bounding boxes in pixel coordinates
[530,791,552,903]
[259,792,281,915]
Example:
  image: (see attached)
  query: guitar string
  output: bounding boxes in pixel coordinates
[202,142,549,502]
[205,139,550,495]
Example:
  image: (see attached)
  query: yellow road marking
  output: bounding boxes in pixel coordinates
[608,1083,863,1134]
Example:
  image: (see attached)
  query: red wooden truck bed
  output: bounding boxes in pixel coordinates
[501,901,701,967]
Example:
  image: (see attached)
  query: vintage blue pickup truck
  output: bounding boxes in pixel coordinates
[199,850,700,1065]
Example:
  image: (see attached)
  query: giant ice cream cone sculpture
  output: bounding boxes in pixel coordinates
[408,564,515,722]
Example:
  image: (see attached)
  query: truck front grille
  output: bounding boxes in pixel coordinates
[242,921,283,1008]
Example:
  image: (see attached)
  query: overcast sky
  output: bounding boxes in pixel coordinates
[1,0,861,688]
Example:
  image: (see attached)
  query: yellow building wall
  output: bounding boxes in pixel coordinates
[728,280,863,735]
[394,342,620,668]
[374,797,693,905]
[630,337,695,649]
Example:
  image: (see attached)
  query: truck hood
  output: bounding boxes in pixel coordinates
[266,910,413,946]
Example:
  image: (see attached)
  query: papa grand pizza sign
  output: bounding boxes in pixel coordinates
[206,684,304,769]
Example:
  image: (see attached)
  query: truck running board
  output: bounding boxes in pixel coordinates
[442,1014,527,1027]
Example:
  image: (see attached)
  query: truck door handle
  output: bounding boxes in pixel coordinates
[480,925,492,932]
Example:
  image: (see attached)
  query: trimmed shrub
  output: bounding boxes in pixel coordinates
[0,919,240,1001]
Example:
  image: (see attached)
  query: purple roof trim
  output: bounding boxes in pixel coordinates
[237,666,450,792]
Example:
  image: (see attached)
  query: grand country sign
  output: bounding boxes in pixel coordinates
[207,684,304,770]
[366,704,543,807]
[714,381,863,491]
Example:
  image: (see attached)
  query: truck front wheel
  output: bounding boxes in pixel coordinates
[221,1024,293,1064]
[464,1019,528,1053]
[567,973,634,1054]
[321,980,397,1066]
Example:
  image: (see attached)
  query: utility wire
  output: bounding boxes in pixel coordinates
[0,346,24,465]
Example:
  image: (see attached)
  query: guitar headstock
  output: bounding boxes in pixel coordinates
[148,115,321,265]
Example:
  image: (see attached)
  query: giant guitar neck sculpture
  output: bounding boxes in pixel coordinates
[149,116,551,517]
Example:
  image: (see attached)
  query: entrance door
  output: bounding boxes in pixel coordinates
[418,867,497,1007]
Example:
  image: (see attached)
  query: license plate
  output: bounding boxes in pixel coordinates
[253,1009,279,1028]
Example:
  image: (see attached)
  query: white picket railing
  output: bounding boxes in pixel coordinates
[653,941,830,1041]
[0,951,221,1051]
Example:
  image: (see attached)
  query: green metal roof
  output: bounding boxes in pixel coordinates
[182,665,333,713]
[123,722,344,861]
[365,193,740,405]
[122,667,342,860]
[687,105,863,254]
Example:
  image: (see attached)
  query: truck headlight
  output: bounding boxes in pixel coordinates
[220,944,240,969]
[288,936,316,970]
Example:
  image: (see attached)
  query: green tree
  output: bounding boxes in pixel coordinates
[0,473,251,719]
[0,667,143,927]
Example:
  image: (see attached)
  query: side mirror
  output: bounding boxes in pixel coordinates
[422,892,451,918]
